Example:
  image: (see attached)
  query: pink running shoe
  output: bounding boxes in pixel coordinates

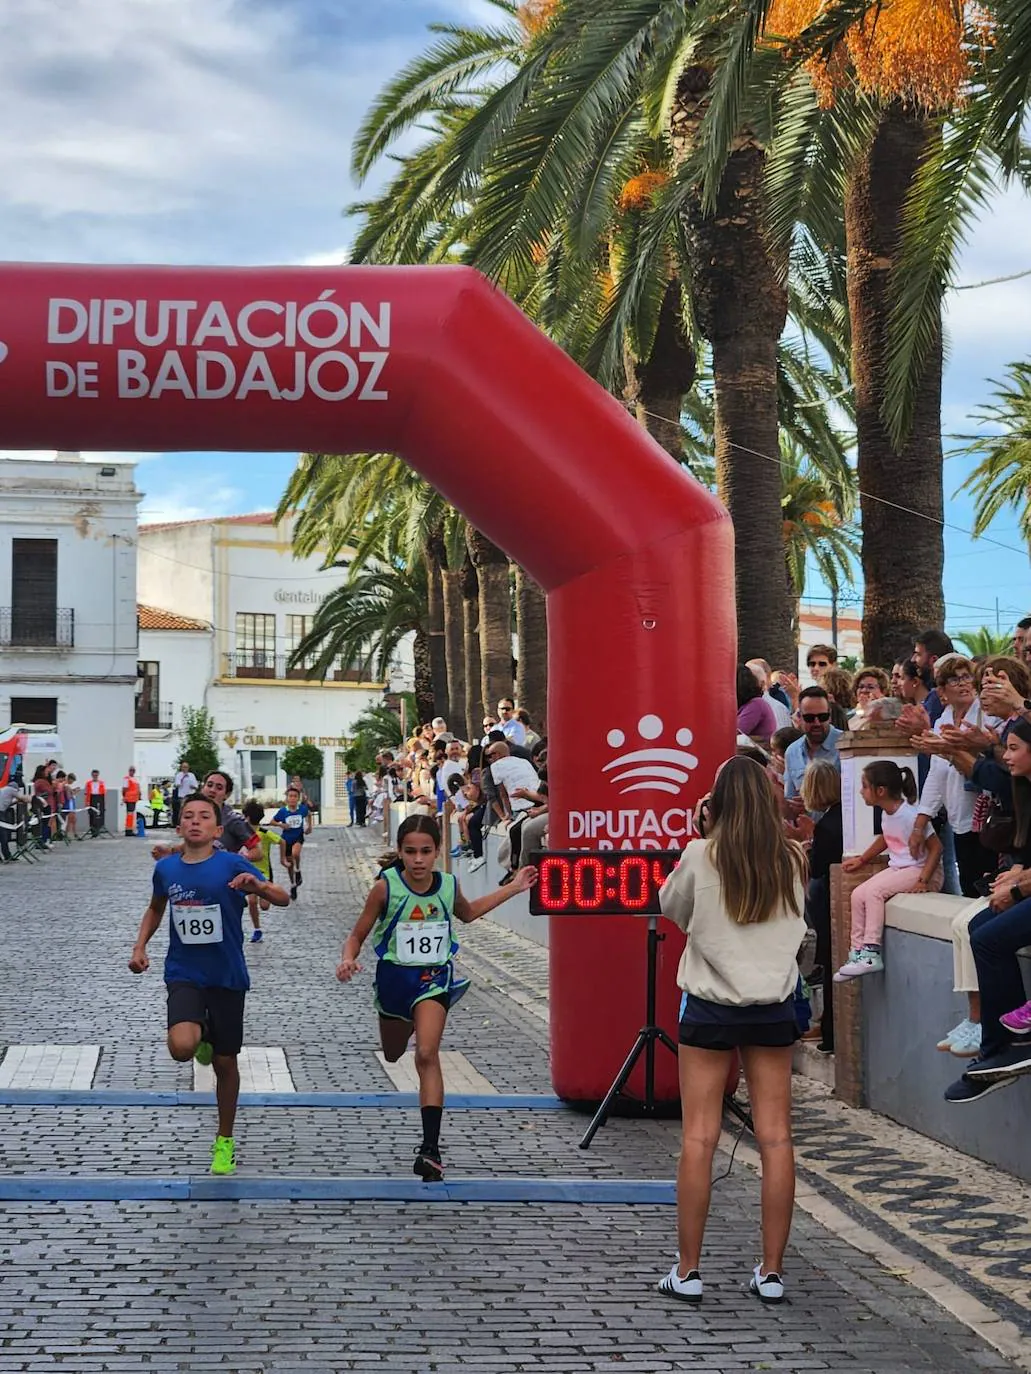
[999,1000,1031,1035]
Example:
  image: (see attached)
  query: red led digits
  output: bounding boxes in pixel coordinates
[538,856,571,910]
[529,850,681,915]
[618,856,649,910]
[572,857,605,910]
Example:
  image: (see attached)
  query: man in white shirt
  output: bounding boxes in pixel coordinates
[486,740,538,817]
[438,740,467,794]
[172,759,198,828]
[496,698,527,746]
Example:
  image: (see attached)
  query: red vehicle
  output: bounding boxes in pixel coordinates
[0,726,28,789]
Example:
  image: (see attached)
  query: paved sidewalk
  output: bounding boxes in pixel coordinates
[0,826,1027,1371]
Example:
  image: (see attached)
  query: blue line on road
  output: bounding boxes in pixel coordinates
[0,1090,566,1111]
[0,1176,674,1205]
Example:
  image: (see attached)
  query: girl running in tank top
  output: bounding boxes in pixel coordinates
[336,815,536,1181]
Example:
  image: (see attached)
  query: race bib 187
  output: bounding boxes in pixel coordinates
[395,921,450,966]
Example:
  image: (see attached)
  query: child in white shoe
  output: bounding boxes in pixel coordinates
[835,761,943,981]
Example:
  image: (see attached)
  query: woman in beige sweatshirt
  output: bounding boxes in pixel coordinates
[657,756,807,1307]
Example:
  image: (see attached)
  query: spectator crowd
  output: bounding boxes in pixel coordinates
[732,623,1031,1103]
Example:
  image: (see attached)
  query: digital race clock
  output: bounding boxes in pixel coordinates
[528,850,681,915]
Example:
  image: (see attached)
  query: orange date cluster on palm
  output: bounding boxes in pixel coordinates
[764,0,989,110]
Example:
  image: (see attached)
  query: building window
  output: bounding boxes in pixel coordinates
[234,613,276,678]
[248,749,278,793]
[8,539,61,646]
[11,697,58,727]
[135,661,164,728]
[286,614,316,677]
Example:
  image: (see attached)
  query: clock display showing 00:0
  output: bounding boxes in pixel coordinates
[532,853,676,914]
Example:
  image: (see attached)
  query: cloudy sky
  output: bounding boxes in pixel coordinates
[0,0,1029,640]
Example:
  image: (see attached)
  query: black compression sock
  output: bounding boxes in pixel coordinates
[420,1105,443,1152]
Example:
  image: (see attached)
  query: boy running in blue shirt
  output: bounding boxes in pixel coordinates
[271,785,312,901]
[128,794,290,1174]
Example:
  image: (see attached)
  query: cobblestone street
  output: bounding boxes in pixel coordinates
[1,827,1029,1372]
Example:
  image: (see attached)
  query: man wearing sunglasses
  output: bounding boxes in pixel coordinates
[806,644,837,684]
[783,686,843,817]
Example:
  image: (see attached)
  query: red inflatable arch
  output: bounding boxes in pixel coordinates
[0,263,736,1101]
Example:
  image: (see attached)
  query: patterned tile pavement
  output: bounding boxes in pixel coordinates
[0,824,1028,1371]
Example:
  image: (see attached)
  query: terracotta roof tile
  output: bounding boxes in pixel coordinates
[137,604,211,632]
[139,512,277,532]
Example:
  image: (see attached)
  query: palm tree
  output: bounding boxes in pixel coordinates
[953,626,1016,657]
[291,537,436,723]
[514,567,548,728]
[780,438,860,640]
[959,361,1031,553]
[700,0,1030,663]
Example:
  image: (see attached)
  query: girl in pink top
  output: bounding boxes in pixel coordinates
[834,761,943,980]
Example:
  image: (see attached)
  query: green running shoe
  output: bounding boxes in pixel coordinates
[194,1040,214,1067]
[210,1135,236,1175]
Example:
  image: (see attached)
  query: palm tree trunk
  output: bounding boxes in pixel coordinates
[467,526,513,715]
[623,279,696,461]
[423,531,448,721]
[846,104,945,666]
[412,626,435,726]
[441,566,466,737]
[671,66,795,668]
[515,566,548,731]
[461,553,483,742]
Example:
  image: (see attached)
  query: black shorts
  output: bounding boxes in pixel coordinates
[678,1020,799,1051]
[166,983,246,1056]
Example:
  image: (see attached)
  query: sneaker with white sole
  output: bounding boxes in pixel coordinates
[836,948,883,979]
[948,1020,982,1057]
[1000,999,1031,1035]
[467,858,486,874]
[657,1264,703,1303]
[937,1017,973,1052]
[749,1264,784,1305]
[832,949,861,982]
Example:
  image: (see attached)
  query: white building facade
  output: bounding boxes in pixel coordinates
[0,456,140,822]
[136,513,387,819]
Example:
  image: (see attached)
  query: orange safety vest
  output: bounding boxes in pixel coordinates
[122,776,141,803]
[85,779,106,800]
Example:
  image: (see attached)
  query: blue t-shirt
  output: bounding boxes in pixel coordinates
[153,850,263,991]
[273,803,310,841]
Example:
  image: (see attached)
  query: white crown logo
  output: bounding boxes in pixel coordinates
[602,716,699,796]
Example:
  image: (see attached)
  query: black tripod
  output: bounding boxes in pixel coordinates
[578,913,756,1149]
[579,913,679,1149]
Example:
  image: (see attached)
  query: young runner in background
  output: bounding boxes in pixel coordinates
[241,800,286,944]
[336,815,536,1182]
[271,785,312,900]
[129,795,289,1175]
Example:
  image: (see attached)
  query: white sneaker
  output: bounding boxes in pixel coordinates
[749,1264,784,1305]
[657,1263,702,1303]
[467,857,486,874]
[948,1019,982,1058]
[936,1018,970,1051]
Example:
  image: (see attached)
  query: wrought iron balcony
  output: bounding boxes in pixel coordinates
[135,699,174,730]
[221,652,364,683]
[0,607,75,648]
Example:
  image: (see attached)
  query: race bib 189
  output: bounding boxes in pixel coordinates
[395,921,451,966]
[172,902,223,945]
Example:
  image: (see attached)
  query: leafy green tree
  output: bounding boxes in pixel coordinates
[177,707,219,784]
[959,362,1031,553]
[344,705,404,776]
[281,743,324,782]
[953,627,1016,658]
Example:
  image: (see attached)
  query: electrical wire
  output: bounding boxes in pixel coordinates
[952,266,1031,292]
[645,408,1031,563]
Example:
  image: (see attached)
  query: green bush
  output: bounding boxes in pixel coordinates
[281,743,324,781]
[177,707,220,783]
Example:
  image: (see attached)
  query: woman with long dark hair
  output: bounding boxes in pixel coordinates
[657,757,807,1306]
[945,717,1031,1101]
